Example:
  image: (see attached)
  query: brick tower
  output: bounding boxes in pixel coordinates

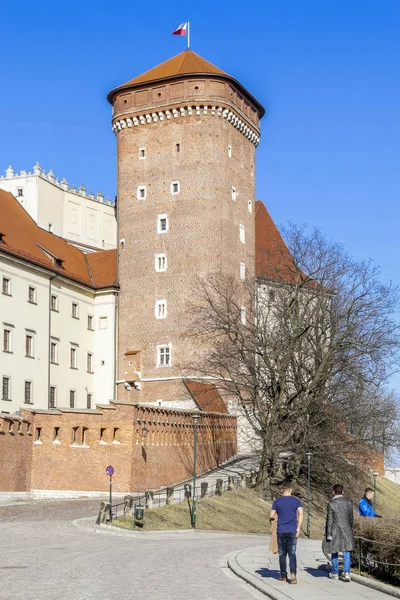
[107,50,265,404]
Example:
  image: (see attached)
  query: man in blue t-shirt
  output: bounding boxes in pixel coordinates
[270,481,303,584]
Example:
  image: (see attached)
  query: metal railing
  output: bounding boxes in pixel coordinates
[356,532,400,579]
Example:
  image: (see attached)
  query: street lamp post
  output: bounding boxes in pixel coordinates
[306,452,313,538]
[191,414,200,529]
[372,472,379,512]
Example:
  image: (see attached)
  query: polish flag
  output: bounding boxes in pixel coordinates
[172,22,188,36]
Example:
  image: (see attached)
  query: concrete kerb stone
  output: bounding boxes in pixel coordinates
[227,548,286,600]
[319,563,400,599]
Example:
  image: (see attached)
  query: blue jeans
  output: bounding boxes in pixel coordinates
[278,533,297,577]
[332,552,351,575]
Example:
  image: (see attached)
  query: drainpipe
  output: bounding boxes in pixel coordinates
[48,274,58,409]
[113,291,118,401]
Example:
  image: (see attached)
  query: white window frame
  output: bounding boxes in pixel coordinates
[87,315,94,330]
[70,389,76,408]
[24,380,33,404]
[70,347,78,369]
[240,262,246,281]
[240,307,246,325]
[49,386,57,409]
[248,200,253,213]
[155,253,167,272]
[139,147,146,159]
[71,302,79,319]
[87,393,92,409]
[232,186,237,201]
[228,144,232,158]
[155,300,167,319]
[17,187,24,197]
[171,181,180,195]
[157,214,169,234]
[28,286,37,304]
[50,341,58,364]
[240,223,245,244]
[51,294,58,311]
[25,334,34,358]
[137,185,147,200]
[3,328,12,352]
[87,352,93,373]
[2,376,11,400]
[2,277,11,296]
[157,344,172,367]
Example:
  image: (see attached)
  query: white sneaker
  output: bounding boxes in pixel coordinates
[343,573,351,582]
[329,573,339,580]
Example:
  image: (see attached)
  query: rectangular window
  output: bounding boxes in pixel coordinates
[228,145,232,158]
[3,328,12,352]
[71,302,79,318]
[171,181,180,195]
[87,315,94,330]
[139,147,146,159]
[240,262,246,281]
[2,376,10,400]
[155,300,167,319]
[240,307,246,325]
[232,186,237,201]
[240,224,245,244]
[87,352,93,373]
[51,295,58,311]
[2,277,11,295]
[17,188,24,197]
[70,390,76,408]
[25,335,34,357]
[54,426,60,441]
[49,386,56,408]
[248,200,253,213]
[24,381,33,404]
[50,342,58,364]
[28,286,36,304]
[70,347,77,369]
[157,214,168,234]
[157,344,171,367]
[137,185,147,200]
[87,393,92,409]
[155,253,167,272]
[35,427,41,442]
[99,316,108,329]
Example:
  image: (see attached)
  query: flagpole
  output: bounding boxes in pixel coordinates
[187,21,190,49]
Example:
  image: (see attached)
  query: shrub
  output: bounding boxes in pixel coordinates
[354,517,400,585]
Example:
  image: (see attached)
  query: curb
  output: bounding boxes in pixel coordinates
[319,563,400,598]
[227,549,287,600]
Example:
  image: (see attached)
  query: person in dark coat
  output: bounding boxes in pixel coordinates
[325,484,355,582]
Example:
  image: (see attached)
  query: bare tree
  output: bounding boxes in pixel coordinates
[189,224,400,495]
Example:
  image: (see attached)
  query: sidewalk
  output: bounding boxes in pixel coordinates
[228,539,396,599]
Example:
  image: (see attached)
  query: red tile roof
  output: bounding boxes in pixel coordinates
[0,189,117,290]
[255,200,296,284]
[184,380,229,414]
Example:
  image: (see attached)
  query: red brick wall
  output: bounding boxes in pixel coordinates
[0,416,32,492]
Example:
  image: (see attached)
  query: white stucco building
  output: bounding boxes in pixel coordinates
[0,164,117,251]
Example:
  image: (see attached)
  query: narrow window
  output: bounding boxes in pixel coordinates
[139,147,146,159]
[70,390,76,408]
[35,427,41,443]
[48,223,53,232]
[137,185,147,200]
[113,428,120,444]
[82,427,88,445]
[49,386,57,408]
[87,315,94,330]
[28,286,36,304]
[155,300,167,319]
[157,214,168,234]
[72,426,79,444]
[87,393,92,409]
[71,302,79,318]
[70,347,77,369]
[24,381,33,404]
[2,376,10,400]
[240,307,246,325]
[157,345,171,367]
[248,200,252,213]
[50,342,58,364]
[25,335,34,358]
[2,277,11,295]
[171,181,180,195]
[17,188,24,197]
[51,295,58,311]
[240,224,245,244]
[155,253,167,272]
[240,262,246,281]
[87,352,93,373]
[228,145,232,158]
[3,328,12,352]
[175,143,181,153]
[54,427,60,442]
[100,427,107,444]
[232,186,237,201]
[99,316,108,329]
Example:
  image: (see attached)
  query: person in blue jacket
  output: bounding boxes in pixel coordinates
[359,488,381,517]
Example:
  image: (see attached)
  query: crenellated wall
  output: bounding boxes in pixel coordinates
[0,415,33,492]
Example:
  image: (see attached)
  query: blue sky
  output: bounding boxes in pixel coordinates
[2,2,400,376]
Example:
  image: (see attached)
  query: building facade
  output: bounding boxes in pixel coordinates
[0,164,117,251]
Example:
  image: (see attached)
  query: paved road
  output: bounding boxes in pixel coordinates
[0,498,267,600]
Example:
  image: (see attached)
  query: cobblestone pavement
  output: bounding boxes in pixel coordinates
[0,498,267,600]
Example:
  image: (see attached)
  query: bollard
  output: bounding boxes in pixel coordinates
[240,472,247,489]
[166,486,174,505]
[216,478,223,496]
[228,476,234,491]
[184,483,192,499]
[200,482,208,498]
[145,490,154,509]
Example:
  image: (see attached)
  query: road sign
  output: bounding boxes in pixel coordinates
[106,465,114,476]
